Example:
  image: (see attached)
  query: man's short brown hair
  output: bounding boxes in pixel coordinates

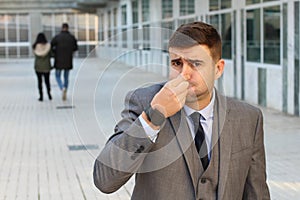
[168,21,222,62]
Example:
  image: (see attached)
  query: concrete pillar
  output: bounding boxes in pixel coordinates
[127,0,133,49]
[29,11,42,56]
[149,0,162,73]
[287,1,295,114]
[173,0,180,27]
[232,0,245,99]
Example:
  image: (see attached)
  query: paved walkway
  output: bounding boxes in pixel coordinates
[0,58,299,200]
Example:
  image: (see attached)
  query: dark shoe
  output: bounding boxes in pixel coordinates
[48,93,52,100]
[39,91,43,101]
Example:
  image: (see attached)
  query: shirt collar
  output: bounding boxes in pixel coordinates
[184,89,215,120]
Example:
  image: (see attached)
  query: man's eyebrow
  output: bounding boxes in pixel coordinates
[170,58,182,62]
[186,58,204,64]
[170,58,204,65]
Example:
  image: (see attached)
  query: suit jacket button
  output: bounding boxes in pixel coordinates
[201,178,206,184]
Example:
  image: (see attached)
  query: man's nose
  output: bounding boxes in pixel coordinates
[180,62,192,80]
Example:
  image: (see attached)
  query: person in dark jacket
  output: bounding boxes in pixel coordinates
[51,23,78,101]
[33,32,52,101]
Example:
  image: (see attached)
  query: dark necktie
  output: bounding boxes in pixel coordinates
[190,112,209,170]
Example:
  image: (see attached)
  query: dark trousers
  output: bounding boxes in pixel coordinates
[36,71,51,99]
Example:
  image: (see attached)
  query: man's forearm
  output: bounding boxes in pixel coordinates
[93,119,154,193]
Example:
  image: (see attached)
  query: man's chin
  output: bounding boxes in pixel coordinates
[185,94,198,103]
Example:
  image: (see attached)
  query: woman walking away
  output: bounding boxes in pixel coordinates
[32,33,52,101]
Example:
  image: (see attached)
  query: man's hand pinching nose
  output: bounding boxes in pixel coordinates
[150,75,189,118]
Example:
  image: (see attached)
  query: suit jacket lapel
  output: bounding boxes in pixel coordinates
[214,90,233,200]
[168,109,201,192]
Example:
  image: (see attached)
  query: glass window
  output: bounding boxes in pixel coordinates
[99,14,104,41]
[113,8,118,27]
[246,0,260,5]
[8,47,17,58]
[294,2,300,114]
[209,15,219,30]
[209,0,218,11]
[107,11,111,29]
[210,0,231,11]
[66,14,76,37]
[246,9,261,62]
[142,0,150,22]
[264,6,280,64]
[19,14,29,42]
[133,25,139,49]
[0,15,6,42]
[78,45,87,57]
[162,0,173,19]
[258,68,267,106]
[0,47,5,58]
[122,28,127,48]
[108,11,112,44]
[178,18,195,26]
[161,21,174,51]
[121,5,127,25]
[89,45,96,54]
[132,0,138,24]
[209,14,232,59]
[295,2,300,59]
[221,13,232,59]
[7,15,17,42]
[0,14,30,58]
[113,8,118,47]
[55,14,64,34]
[108,29,112,46]
[180,0,195,16]
[221,0,231,9]
[89,15,96,41]
[42,14,53,41]
[143,24,150,49]
[77,14,86,41]
[20,47,29,58]
[263,0,278,2]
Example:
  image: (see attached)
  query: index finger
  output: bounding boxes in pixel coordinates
[166,74,187,87]
[171,80,189,95]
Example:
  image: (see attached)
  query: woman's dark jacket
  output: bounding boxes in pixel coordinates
[33,43,52,73]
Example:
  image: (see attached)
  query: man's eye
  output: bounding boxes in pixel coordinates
[171,61,182,67]
[192,62,201,67]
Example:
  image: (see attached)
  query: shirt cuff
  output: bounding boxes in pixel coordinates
[138,114,159,142]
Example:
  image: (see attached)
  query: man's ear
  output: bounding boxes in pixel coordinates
[214,59,225,80]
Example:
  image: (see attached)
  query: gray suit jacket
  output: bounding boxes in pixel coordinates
[93,83,270,200]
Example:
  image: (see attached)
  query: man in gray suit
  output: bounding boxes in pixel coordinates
[93,21,270,200]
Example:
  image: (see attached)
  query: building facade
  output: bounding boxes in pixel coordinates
[0,0,105,58]
[96,0,300,116]
[1,0,300,115]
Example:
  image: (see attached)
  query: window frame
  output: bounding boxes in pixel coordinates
[244,1,282,68]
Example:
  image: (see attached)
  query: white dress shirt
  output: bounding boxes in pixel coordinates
[183,90,215,160]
